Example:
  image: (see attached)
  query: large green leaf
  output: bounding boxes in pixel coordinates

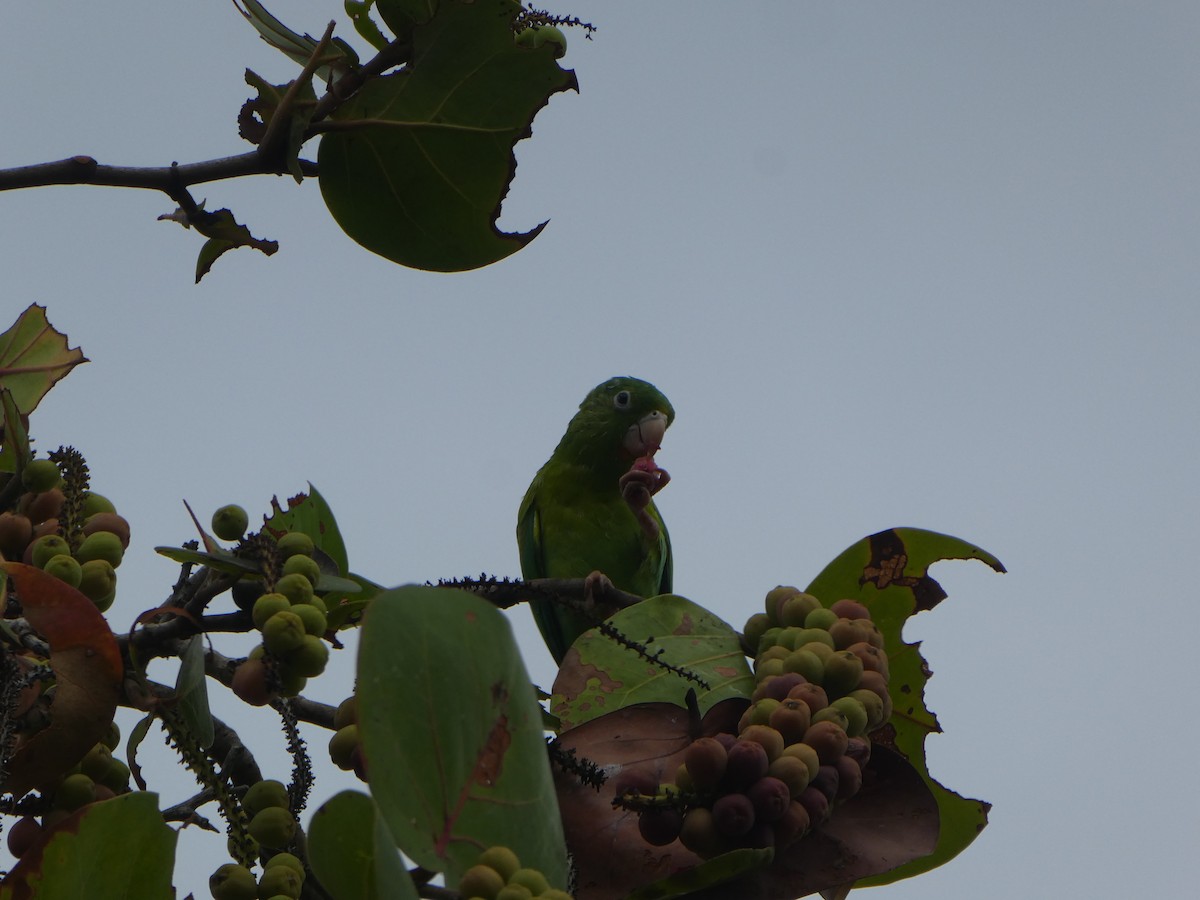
[263,484,349,575]
[804,527,1005,887]
[551,594,755,731]
[317,0,578,271]
[357,585,567,888]
[309,790,419,900]
[0,792,176,899]
[0,304,87,416]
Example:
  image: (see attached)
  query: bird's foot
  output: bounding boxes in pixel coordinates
[583,571,617,614]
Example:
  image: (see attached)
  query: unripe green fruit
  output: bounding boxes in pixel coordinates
[285,634,329,677]
[277,668,307,698]
[30,534,71,569]
[281,553,321,587]
[212,504,250,541]
[822,650,865,698]
[678,806,722,858]
[274,573,314,606]
[782,649,823,684]
[75,530,124,568]
[333,696,358,729]
[788,628,836,652]
[80,491,116,518]
[458,864,505,898]
[848,688,887,731]
[755,626,783,655]
[243,779,290,817]
[54,772,95,811]
[757,644,791,666]
[210,863,258,900]
[328,724,359,770]
[830,696,869,737]
[812,705,851,731]
[508,868,550,894]
[79,559,118,606]
[754,657,785,680]
[746,698,779,728]
[291,602,327,637]
[253,593,291,629]
[249,806,297,849]
[779,592,822,627]
[738,725,785,762]
[21,459,60,493]
[540,892,573,900]
[43,553,82,587]
[263,611,306,655]
[80,743,113,781]
[102,720,121,750]
[496,886,534,900]
[257,864,302,899]
[98,758,130,793]
[514,24,566,58]
[265,852,305,877]
[275,531,314,559]
[82,512,130,548]
[767,753,811,798]
[803,607,839,630]
[780,741,820,780]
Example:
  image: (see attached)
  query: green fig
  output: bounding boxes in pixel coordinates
[211,504,249,541]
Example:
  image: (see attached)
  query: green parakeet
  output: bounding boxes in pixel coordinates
[518,376,675,663]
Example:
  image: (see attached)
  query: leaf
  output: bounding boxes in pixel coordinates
[0,792,176,900]
[0,304,88,416]
[357,585,567,888]
[238,69,318,181]
[308,790,419,900]
[626,849,773,900]
[551,594,755,732]
[153,546,262,576]
[125,714,155,791]
[317,0,578,272]
[0,563,122,798]
[345,1,393,50]
[263,485,349,574]
[803,527,1005,887]
[175,635,215,749]
[0,388,31,473]
[233,0,359,81]
[376,0,439,34]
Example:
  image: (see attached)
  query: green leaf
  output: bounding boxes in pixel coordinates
[233,0,359,80]
[0,388,31,473]
[0,792,176,899]
[309,790,419,900]
[376,0,439,34]
[263,484,349,575]
[627,848,773,900]
[0,304,88,416]
[345,1,393,50]
[551,594,755,731]
[804,527,1005,887]
[324,572,382,631]
[357,585,567,888]
[153,546,262,576]
[125,714,154,790]
[317,0,578,272]
[175,635,215,749]
[238,69,319,181]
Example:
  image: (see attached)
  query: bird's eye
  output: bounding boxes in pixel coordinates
[613,390,632,409]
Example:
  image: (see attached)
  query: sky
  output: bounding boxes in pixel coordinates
[3,1,1198,897]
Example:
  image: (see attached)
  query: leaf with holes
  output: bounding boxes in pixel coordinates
[357,585,567,888]
[317,0,577,271]
[0,304,87,416]
[551,594,754,732]
[804,527,1005,887]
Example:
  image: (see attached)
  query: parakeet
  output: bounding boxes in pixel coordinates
[518,376,675,664]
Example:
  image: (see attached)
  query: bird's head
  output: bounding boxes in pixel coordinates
[557,377,674,472]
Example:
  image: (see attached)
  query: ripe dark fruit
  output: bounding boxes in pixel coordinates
[846,641,889,677]
[767,700,811,746]
[774,801,811,848]
[746,775,791,822]
[26,488,64,525]
[0,512,33,560]
[243,780,290,817]
[21,459,61,493]
[722,739,769,789]
[711,793,755,837]
[82,512,130,548]
[811,765,840,802]
[231,578,265,613]
[741,612,772,651]
[752,672,806,702]
[638,808,683,846]
[75,530,124,567]
[231,658,272,706]
[829,617,873,650]
[787,682,829,716]
[249,806,297,848]
[778,593,821,627]
[845,735,872,767]
[209,863,258,900]
[797,786,831,824]
[803,720,849,764]
[6,816,42,857]
[830,598,871,620]
[683,737,727,791]
[211,504,250,541]
[836,755,863,799]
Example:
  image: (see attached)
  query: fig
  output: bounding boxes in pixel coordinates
[284,634,329,677]
[274,573,313,606]
[257,864,302,899]
[477,845,521,882]
[252,593,291,630]
[328,724,359,770]
[638,808,683,846]
[802,720,849,765]
[683,737,728,791]
[746,775,790,822]
[43,553,82,587]
[712,793,755,837]
[738,725,784,762]
[262,611,306,655]
[458,864,505,899]
[232,658,272,706]
[211,504,249,541]
[29,534,70,569]
[75,530,124,568]
[803,607,838,630]
[275,531,314,559]
[281,553,321,587]
[210,863,258,900]
[21,459,60,493]
[831,696,869,737]
[248,806,296,849]
[78,559,117,608]
[243,779,290,817]
[766,753,811,797]
[82,512,130,548]
[821,650,865,698]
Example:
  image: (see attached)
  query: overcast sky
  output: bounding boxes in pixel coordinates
[3,2,1197,897]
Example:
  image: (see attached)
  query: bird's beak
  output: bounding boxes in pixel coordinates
[624,410,669,457]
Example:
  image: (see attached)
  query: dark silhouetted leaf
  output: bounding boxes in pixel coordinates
[175,635,215,749]
[238,69,318,181]
[317,0,577,271]
[309,790,419,900]
[0,304,88,416]
[345,1,393,50]
[357,585,567,888]
[0,563,122,798]
[552,594,755,732]
[233,0,359,81]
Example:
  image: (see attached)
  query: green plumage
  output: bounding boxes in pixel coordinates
[518,377,675,663]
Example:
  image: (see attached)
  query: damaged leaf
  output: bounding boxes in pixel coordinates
[0,304,88,417]
[357,585,566,888]
[157,202,278,283]
[238,69,317,181]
